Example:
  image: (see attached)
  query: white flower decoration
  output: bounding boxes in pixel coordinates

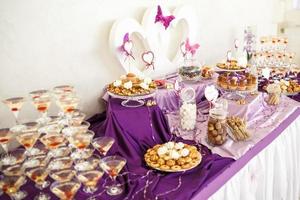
[169,150,181,160]
[140,82,149,90]
[113,80,122,87]
[165,142,175,149]
[123,81,133,89]
[180,148,190,157]
[157,146,168,157]
[174,142,185,150]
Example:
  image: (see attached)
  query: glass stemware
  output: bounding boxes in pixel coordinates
[92,137,115,156]
[3,97,25,124]
[0,148,26,167]
[32,96,52,125]
[50,169,76,183]
[39,133,67,151]
[26,166,50,190]
[0,128,13,154]
[76,166,104,194]
[0,175,27,200]
[50,179,81,200]
[100,155,127,196]
[16,128,40,155]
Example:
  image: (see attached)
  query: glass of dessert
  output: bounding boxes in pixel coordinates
[0,175,27,200]
[100,155,127,196]
[0,128,13,154]
[92,136,115,156]
[75,156,103,194]
[50,179,81,200]
[3,97,26,132]
[16,125,41,155]
[207,103,228,146]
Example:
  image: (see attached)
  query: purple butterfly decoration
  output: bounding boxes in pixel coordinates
[185,38,200,56]
[154,5,175,30]
[118,32,135,60]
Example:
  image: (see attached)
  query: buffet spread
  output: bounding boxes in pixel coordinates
[1,5,300,200]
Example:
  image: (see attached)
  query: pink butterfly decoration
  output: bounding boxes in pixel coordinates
[118,32,135,60]
[154,5,175,30]
[185,38,200,56]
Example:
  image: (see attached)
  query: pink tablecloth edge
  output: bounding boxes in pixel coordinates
[192,107,300,200]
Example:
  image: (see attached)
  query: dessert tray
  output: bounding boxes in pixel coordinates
[144,142,202,172]
[107,90,156,108]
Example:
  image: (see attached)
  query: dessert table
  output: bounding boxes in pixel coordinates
[1,78,300,200]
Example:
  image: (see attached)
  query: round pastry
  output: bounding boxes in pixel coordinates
[166,159,176,167]
[160,165,170,170]
[171,165,182,171]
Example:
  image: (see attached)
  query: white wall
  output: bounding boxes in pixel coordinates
[0,0,281,127]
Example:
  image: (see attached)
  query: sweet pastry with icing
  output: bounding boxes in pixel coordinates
[216,60,245,71]
[201,66,214,79]
[144,142,201,172]
[217,72,257,91]
[107,73,157,96]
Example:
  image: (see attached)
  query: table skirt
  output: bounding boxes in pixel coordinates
[208,116,300,200]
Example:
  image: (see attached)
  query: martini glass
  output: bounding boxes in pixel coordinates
[92,137,115,156]
[0,175,27,200]
[40,133,67,151]
[56,96,80,126]
[26,142,49,157]
[100,155,127,196]
[69,110,86,126]
[32,96,52,125]
[3,97,26,132]
[22,154,49,169]
[50,179,81,200]
[16,129,40,155]
[3,164,24,176]
[47,146,71,159]
[0,148,26,168]
[50,169,76,183]
[25,166,51,200]
[0,128,13,154]
[67,130,94,150]
[76,166,104,194]
[53,85,75,99]
[48,157,73,171]
[67,130,94,160]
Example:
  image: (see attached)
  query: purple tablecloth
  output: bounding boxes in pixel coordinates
[1,98,234,200]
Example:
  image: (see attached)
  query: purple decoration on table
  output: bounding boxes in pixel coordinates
[155,5,175,29]
[118,32,135,60]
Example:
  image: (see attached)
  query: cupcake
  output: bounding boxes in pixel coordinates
[238,79,246,91]
[229,77,238,90]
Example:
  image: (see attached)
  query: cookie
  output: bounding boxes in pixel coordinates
[171,165,182,171]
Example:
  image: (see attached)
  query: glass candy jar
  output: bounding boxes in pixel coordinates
[179,88,197,131]
[207,102,228,146]
[266,83,281,105]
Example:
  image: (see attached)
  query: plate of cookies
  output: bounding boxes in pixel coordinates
[144,142,202,172]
